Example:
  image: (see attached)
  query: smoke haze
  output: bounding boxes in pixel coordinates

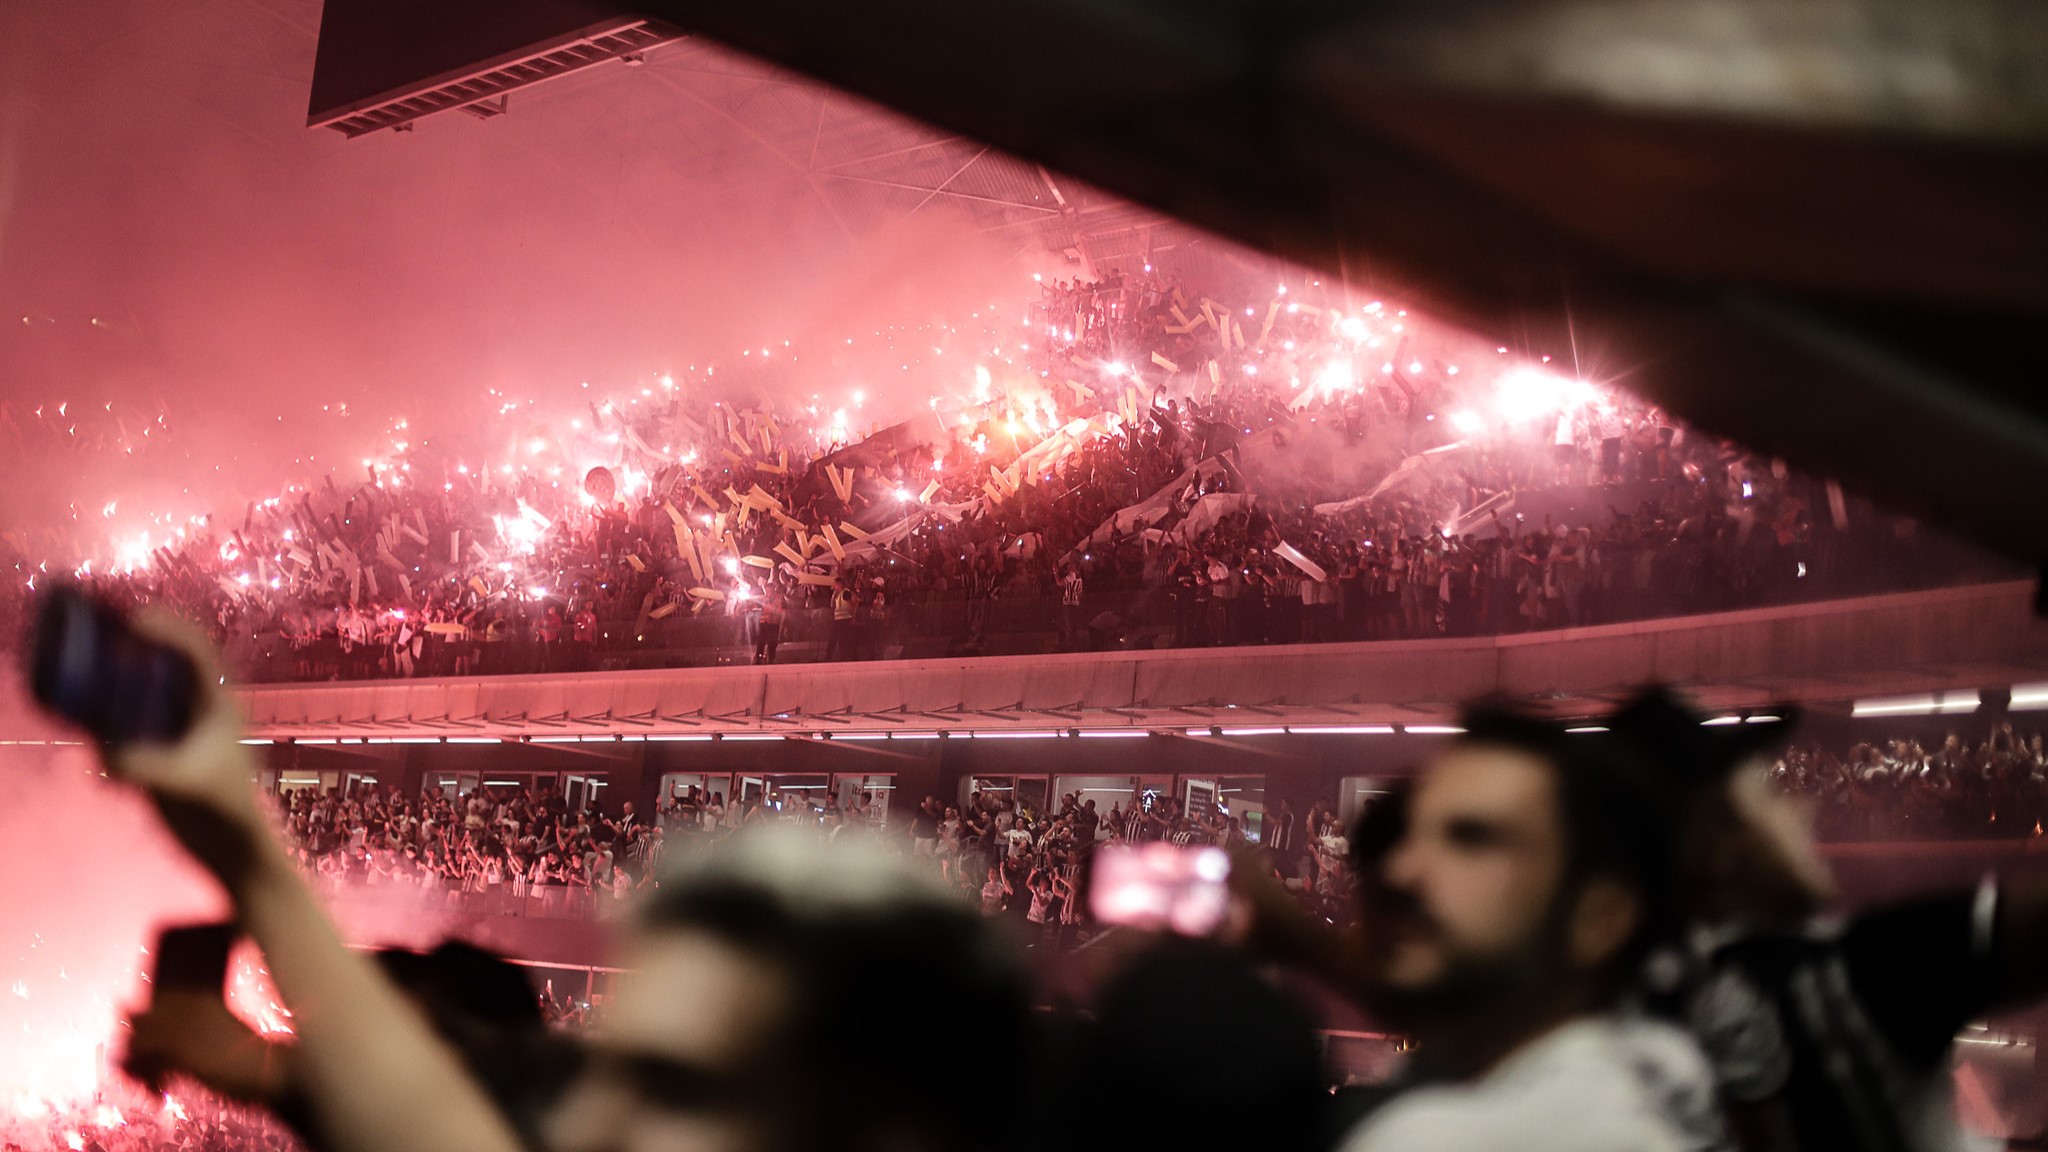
[0,0,1032,562]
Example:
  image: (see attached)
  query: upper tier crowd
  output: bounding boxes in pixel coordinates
[1,272,2013,682]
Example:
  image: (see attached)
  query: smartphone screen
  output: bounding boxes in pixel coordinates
[1090,843,1231,935]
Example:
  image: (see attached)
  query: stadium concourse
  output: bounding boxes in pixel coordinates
[5,1,2048,1151]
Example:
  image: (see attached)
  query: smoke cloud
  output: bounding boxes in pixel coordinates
[0,0,1032,564]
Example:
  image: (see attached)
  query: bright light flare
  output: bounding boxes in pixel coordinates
[0,748,229,1131]
[226,945,292,1036]
[492,499,552,555]
[1494,365,1597,422]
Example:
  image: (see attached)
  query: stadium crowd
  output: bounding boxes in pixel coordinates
[3,272,2009,682]
[1777,719,2048,841]
[270,773,1364,938]
[21,680,2048,1152]
[255,715,2048,942]
[278,784,665,917]
[0,1099,295,1152]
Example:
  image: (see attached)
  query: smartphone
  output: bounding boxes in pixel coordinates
[1090,843,1231,935]
[151,922,238,994]
[27,584,199,744]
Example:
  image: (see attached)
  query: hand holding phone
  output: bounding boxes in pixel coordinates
[28,585,198,744]
[35,600,270,886]
[126,923,284,1103]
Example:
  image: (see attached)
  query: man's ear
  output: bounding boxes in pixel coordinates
[1567,878,1641,971]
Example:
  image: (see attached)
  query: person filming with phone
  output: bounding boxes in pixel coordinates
[27,587,1033,1152]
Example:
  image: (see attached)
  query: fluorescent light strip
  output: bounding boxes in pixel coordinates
[1077,730,1149,738]
[973,731,1062,739]
[389,737,442,744]
[1849,701,1928,717]
[890,732,941,740]
[1404,725,1466,735]
[529,736,585,743]
[832,733,893,741]
[722,734,783,742]
[1700,716,1743,727]
[1565,726,1610,734]
[1219,727,1286,736]
[1745,715,1782,724]
[1289,725,1396,735]
[1852,691,1980,718]
[295,738,336,745]
[239,738,274,745]
[444,737,501,744]
[2009,684,2048,711]
[1184,727,1214,736]
[646,734,715,742]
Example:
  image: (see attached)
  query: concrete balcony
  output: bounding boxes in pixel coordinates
[209,580,2045,742]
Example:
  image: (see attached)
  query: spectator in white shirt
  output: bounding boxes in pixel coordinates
[1334,708,1725,1152]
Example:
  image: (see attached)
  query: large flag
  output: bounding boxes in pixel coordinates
[1272,540,1328,582]
[1313,441,1468,515]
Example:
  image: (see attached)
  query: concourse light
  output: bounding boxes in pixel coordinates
[1851,691,1980,718]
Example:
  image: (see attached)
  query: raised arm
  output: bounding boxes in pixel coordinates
[109,615,524,1152]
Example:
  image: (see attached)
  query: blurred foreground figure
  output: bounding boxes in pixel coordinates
[547,829,1030,1152]
[1612,689,2048,1152]
[97,615,1027,1152]
[1333,710,1727,1152]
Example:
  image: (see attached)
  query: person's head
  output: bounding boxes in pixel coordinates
[1353,707,1677,1048]
[550,830,1030,1152]
[1603,687,1826,930]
